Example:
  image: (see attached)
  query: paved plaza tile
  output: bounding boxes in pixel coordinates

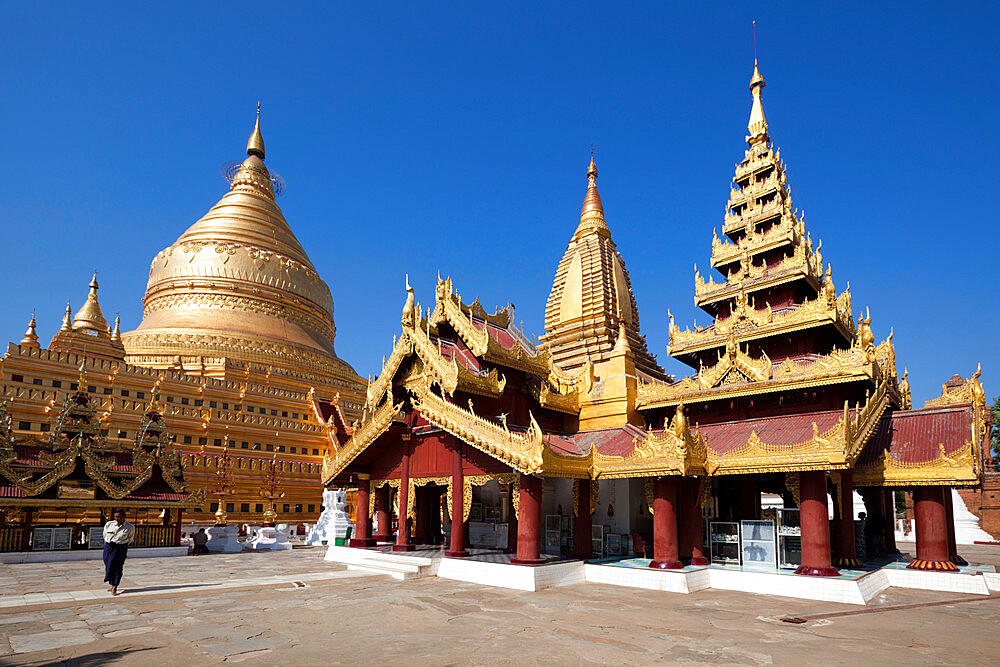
[0,545,997,664]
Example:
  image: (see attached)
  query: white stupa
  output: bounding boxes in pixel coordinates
[952,489,995,544]
[306,489,352,545]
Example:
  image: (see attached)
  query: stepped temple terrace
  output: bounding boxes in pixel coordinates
[320,57,992,601]
[0,109,365,543]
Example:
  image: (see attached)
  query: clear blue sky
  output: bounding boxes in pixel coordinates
[2,3,997,405]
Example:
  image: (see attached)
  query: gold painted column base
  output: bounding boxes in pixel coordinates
[906,559,959,572]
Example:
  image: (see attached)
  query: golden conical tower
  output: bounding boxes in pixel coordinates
[121,107,361,393]
[540,156,664,380]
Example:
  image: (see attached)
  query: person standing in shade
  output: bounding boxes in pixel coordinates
[102,510,135,596]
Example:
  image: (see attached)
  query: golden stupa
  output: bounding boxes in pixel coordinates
[122,105,360,393]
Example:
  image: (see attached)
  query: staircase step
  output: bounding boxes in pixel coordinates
[347,561,424,580]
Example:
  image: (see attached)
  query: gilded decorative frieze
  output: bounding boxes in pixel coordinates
[409,383,544,475]
[669,286,855,356]
[321,398,402,485]
[853,441,981,487]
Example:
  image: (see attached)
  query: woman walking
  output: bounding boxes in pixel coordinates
[102,510,135,596]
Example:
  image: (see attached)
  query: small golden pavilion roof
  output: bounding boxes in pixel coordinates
[71,272,109,336]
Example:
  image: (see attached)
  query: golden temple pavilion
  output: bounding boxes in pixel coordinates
[320,56,988,577]
[0,108,366,540]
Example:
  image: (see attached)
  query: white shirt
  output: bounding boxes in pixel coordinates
[103,520,135,545]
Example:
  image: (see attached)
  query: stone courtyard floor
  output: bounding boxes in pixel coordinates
[0,544,997,665]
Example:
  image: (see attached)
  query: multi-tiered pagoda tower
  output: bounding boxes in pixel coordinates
[650,58,885,425]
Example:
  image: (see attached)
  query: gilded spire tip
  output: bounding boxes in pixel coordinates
[581,154,603,217]
[247,101,265,160]
[746,24,769,145]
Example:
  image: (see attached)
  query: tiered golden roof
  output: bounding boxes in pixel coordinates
[540,157,664,379]
[121,107,360,391]
[641,59,903,413]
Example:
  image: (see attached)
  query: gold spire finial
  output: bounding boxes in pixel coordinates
[72,271,109,335]
[111,314,121,342]
[580,151,604,216]
[20,312,40,349]
[747,21,769,146]
[246,101,265,159]
[61,303,72,332]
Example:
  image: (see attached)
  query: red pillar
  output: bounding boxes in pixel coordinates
[374,486,391,542]
[350,476,376,547]
[505,482,517,554]
[794,471,839,576]
[943,488,966,566]
[174,509,183,547]
[447,442,469,557]
[511,474,544,565]
[649,477,682,569]
[393,446,415,552]
[908,486,957,571]
[834,471,862,568]
[573,480,592,559]
[679,477,709,566]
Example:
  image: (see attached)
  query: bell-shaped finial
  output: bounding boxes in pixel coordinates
[246,101,265,159]
[111,314,122,342]
[20,313,40,349]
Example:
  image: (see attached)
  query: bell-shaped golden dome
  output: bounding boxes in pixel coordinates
[122,108,357,384]
[72,272,109,336]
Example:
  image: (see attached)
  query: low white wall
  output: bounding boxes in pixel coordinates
[0,546,188,564]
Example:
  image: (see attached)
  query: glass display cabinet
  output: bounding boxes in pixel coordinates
[740,519,777,571]
[710,521,741,565]
[777,508,802,570]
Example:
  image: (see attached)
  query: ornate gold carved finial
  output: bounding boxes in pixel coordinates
[747,23,769,146]
[247,101,265,159]
[670,403,689,440]
[581,154,604,215]
[20,312,40,349]
[401,274,415,327]
[110,314,121,342]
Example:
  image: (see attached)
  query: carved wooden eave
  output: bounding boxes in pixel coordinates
[853,441,981,488]
[528,381,580,415]
[669,290,856,357]
[705,420,849,475]
[365,334,414,411]
[696,336,772,389]
[710,217,799,269]
[321,398,403,485]
[699,376,893,475]
[694,254,823,309]
[430,276,551,376]
[408,382,544,475]
[637,341,893,410]
[594,428,708,479]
